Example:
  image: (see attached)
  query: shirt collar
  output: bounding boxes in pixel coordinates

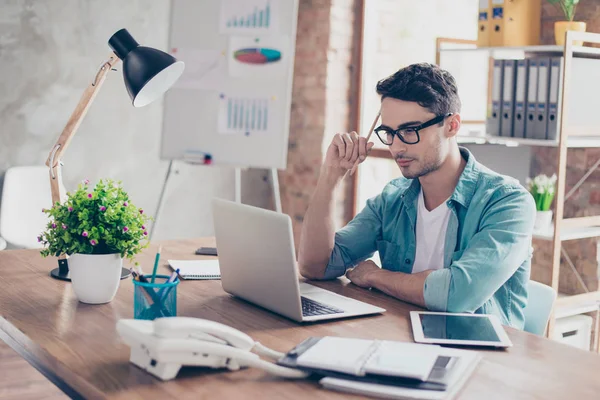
[400,147,479,209]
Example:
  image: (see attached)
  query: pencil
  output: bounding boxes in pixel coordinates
[151,245,162,283]
[350,110,381,176]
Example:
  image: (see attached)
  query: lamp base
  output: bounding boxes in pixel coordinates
[50,259,131,281]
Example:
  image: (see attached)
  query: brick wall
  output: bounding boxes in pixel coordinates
[279,0,360,245]
[541,1,600,45]
[531,2,600,293]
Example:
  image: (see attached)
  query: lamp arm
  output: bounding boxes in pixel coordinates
[45,52,121,205]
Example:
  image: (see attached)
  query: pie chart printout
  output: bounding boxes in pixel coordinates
[234,48,282,64]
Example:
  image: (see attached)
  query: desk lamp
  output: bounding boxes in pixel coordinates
[46,29,184,281]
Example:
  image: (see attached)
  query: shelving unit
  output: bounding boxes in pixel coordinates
[437,32,600,350]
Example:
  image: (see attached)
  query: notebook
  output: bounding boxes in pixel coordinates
[319,347,481,400]
[278,337,450,391]
[167,260,221,280]
[295,337,439,380]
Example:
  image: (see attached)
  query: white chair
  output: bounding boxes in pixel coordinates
[523,280,557,336]
[0,166,53,249]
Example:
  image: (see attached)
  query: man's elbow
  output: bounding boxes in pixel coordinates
[298,263,328,280]
[445,296,482,314]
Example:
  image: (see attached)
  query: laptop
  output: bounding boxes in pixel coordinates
[212,198,385,322]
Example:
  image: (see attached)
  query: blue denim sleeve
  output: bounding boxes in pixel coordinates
[321,194,384,279]
[423,187,535,312]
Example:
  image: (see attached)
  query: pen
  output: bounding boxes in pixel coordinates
[159,268,180,300]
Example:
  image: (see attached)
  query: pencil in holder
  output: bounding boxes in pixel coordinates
[133,274,179,320]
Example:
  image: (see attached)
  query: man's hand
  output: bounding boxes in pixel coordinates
[324,132,375,178]
[346,260,381,288]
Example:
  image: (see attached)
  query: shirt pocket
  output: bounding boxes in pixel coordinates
[376,240,406,272]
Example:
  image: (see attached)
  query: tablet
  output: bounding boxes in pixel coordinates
[410,311,513,348]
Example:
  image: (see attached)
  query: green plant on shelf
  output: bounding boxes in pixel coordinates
[547,0,580,22]
[527,174,557,211]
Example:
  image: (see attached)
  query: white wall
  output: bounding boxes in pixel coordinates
[0,0,272,243]
[356,0,531,212]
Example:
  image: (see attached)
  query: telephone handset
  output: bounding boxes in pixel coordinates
[117,317,308,381]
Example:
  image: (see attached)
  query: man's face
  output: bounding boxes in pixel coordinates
[380,98,450,179]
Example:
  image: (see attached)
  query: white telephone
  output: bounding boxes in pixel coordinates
[116,317,308,381]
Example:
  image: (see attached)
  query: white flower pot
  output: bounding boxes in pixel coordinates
[68,253,123,304]
[534,210,553,232]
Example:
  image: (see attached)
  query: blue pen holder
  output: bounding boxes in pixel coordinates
[133,275,179,320]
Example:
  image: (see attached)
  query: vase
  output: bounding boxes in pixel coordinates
[534,210,553,232]
[554,21,587,46]
[68,253,123,304]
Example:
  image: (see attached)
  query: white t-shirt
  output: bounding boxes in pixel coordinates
[411,189,452,274]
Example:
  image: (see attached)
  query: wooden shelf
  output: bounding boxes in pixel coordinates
[556,291,600,308]
[454,135,600,148]
[439,45,600,58]
[555,294,599,319]
[554,293,600,318]
[533,226,600,241]
[485,135,600,148]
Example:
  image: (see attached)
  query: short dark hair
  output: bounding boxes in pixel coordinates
[376,63,461,116]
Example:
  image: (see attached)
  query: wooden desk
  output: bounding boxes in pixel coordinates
[1,239,600,399]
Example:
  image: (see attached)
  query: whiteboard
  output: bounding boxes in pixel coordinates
[161,0,298,170]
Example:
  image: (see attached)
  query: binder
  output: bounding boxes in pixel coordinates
[486,59,504,137]
[489,0,505,47]
[488,0,541,47]
[500,60,517,137]
[547,57,563,141]
[525,59,539,139]
[533,57,550,140]
[513,59,529,138]
[477,0,490,47]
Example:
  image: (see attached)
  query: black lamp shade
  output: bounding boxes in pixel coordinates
[109,29,184,107]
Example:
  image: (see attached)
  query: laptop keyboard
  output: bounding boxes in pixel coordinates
[301,296,344,316]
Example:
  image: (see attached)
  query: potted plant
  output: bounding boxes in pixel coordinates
[40,179,151,304]
[527,173,557,232]
[547,0,586,46]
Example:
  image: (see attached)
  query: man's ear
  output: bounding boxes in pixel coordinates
[446,114,461,138]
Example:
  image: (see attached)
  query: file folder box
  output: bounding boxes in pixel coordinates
[500,60,517,137]
[513,59,529,138]
[486,59,504,137]
[477,0,490,47]
[525,59,539,139]
[547,57,563,141]
[532,57,550,140]
[552,315,592,351]
[489,0,541,47]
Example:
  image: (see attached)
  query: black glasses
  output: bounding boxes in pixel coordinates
[374,113,453,145]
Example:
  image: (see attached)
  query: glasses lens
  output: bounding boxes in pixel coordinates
[375,129,393,145]
[399,129,419,144]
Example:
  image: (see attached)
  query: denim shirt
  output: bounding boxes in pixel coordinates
[324,148,536,328]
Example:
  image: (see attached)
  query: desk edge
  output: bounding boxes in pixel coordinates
[0,316,104,400]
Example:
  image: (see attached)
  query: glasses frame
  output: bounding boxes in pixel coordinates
[374,113,453,145]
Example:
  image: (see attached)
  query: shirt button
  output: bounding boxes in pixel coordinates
[405,258,411,264]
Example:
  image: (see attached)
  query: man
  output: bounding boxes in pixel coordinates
[297,63,535,329]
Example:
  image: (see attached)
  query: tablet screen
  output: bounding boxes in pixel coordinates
[418,314,500,342]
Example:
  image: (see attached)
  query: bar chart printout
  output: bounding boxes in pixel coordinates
[218,95,273,135]
[220,0,277,34]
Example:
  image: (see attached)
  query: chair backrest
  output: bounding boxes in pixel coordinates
[0,166,53,249]
[523,280,557,336]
